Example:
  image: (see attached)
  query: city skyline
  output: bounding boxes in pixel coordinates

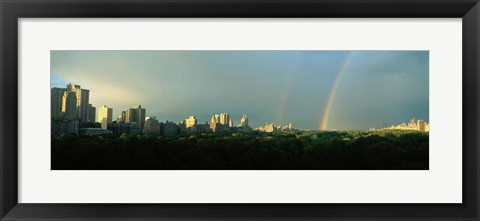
[51,50,429,130]
[51,81,429,133]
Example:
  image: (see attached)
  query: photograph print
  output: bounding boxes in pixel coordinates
[51,50,429,170]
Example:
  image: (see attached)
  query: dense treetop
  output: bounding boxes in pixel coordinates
[52,130,428,170]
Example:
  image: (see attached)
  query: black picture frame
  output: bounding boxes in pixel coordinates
[1,0,479,220]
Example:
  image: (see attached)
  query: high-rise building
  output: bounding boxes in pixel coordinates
[51,86,81,135]
[219,112,230,125]
[87,104,96,123]
[117,111,127,123]
[417,120,425,131]
[121,111,126,122]
[236,115,252,132]
[51,87,66,118]
[211,114,220,124]
[229,118,233,127]
[51,83,97,134]
[61,91,77,118]
[239,114,249,127]
[125,107,137,122]
[66,83,90,123]
[98,105,113,130]
[143,117,161,135]
[125,104,146,132]
[185,116,197,132]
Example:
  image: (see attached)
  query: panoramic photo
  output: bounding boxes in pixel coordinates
[51,50,429,170]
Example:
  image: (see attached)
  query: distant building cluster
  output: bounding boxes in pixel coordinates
[52,83,257,136]
[254,122,297,133]
[140,113,253,136]
[370,118,430,132]
[112,104,147,135]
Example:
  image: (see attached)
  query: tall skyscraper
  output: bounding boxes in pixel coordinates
[219,112,230,125]
[117,111,127,123]
[98,105,113,130]
[51,87,80,135]
[51,83,96,135]
[211,114,221,124]
[61,91,77,118]
[211,114,217,124]
[51,87,66,118]
[125,104,146,132]
[66,83,90,123]
[87,104,96,123]
[229,118,233,127]
[121,111,126,122]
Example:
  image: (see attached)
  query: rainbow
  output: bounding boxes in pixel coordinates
[320,52,353,131]
[277,56,301,125]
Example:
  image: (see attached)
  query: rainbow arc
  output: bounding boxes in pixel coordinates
[320,52,353,131]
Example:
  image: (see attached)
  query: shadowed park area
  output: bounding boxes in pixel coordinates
[52,130,428,170]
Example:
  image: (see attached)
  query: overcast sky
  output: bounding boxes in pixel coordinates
[51,50,429,130]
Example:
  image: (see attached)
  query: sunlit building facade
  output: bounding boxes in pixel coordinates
[185,116,197,133]
[125,104,146,133]
[209,112,232,132]
[255,122,296,132]
[51,87,81,135]
[98,105,113,130]
[239,115,249,127]
[219,113,230,125]
[51,87,66,118]
[66,83,90,123]
[52,84,97,135]
[61,91,77,118]
[383,118,430,132]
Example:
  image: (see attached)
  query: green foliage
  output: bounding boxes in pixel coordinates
[51,130,428,170]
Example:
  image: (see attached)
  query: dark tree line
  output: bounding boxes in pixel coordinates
[52,130,428,170]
